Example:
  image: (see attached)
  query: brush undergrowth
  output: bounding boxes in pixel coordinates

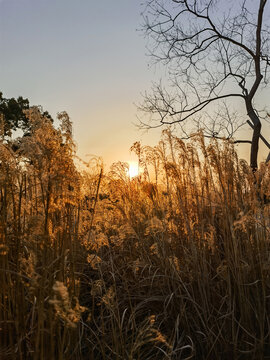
[0,110,269,359]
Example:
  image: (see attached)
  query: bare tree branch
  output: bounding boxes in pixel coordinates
[141,0,270,170]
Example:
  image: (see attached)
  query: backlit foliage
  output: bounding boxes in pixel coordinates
[0,112,270,359]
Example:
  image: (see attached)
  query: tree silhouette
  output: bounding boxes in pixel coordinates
[141,0,270,170]
[0,92,29,136]
[0,92,52,138]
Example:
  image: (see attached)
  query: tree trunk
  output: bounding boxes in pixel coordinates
[247,120,270,164]
[246,100,261,171]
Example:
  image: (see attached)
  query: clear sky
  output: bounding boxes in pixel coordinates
[0,0,269,167]
[0,0,162,167]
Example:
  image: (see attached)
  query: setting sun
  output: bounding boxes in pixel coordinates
[128,162,139,178]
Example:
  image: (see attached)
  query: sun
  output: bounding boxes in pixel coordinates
[128,162,139,178]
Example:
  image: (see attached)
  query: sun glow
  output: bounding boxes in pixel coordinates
[128,162,139,178]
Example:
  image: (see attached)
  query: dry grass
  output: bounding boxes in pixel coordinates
[0,113,270,359]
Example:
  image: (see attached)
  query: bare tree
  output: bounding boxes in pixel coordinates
[141,0,270,170]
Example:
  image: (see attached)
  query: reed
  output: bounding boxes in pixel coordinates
[0,115,269,359]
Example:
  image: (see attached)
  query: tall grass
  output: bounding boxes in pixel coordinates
[0,113,269,359]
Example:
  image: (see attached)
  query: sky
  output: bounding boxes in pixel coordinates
[0,0,162,167]
[0,0,269,168]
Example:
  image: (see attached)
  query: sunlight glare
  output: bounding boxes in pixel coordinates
[128,162,139,178]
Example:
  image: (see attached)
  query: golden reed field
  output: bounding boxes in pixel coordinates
[0,108,270,359]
